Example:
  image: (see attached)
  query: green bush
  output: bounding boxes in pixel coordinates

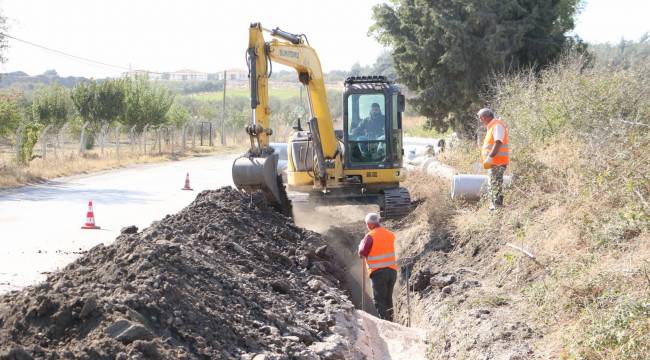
[31,84,75,128]
[0,94,23,138]
[18,122,43,164]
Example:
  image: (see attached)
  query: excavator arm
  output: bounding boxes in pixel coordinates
[247,24,338,158]
[233,23,340,214]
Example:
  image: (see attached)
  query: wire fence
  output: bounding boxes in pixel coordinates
[0,117,296,168]
[1,121,230,167]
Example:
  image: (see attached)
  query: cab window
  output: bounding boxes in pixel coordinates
[346,94,386,165]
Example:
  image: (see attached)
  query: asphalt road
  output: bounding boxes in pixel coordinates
[0,154,237,294]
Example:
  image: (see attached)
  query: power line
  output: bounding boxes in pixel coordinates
[0,32,163,74]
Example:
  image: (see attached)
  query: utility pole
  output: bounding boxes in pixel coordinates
[221,70,227,145]
[300,86,303,110]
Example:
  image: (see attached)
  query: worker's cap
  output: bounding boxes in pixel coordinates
[371,102,381,109]
[364,212,381,225]
[476,108,494,119]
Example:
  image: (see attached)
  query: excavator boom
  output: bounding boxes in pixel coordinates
[233,23,339,214]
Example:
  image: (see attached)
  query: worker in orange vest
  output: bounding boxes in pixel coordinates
[477,108,510,210]
[358,212,397,321]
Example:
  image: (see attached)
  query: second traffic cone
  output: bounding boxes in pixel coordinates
[81,200,101,229]
[182,172,193,191]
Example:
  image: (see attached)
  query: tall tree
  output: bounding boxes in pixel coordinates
[371,0,583,135]
[0,92,22,137]
[71,79,126,135]
[31,84,75,128]
[122,77,174,130]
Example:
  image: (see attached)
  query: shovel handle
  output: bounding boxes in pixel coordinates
[361,260,366,312]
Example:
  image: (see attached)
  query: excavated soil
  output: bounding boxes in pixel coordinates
[0,188,359,359]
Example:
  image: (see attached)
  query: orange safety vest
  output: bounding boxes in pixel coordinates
[481,118,509,166]
[365,226,397,275]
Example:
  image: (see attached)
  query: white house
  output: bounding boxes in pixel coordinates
[168,69,208,82]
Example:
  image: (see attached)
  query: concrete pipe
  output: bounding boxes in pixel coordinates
[421,158,456,180]
[451,174,513,201]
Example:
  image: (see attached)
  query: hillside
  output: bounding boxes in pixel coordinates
[0,70,89,90]
[395,55,649,359]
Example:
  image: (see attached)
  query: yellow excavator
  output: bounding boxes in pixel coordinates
[232,23,411,218]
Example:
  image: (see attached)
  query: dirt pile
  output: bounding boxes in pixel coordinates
[0,188,358,359]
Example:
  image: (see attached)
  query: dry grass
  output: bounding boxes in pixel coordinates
[400,54,649,359]
[444,55,649,359]
[429,130,649,358]
[0,145,244,189]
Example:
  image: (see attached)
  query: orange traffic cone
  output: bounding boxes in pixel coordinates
[81,200,101,229]
[181,172,193,191]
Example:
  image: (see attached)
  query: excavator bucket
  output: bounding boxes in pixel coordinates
[232,154,292,216]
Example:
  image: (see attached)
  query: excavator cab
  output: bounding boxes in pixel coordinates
[343,76,405,170]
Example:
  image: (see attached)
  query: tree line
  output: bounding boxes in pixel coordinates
[590,34,650,68]
[0,77,182,139]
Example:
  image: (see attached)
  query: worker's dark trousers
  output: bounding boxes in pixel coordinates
[369,267,397,321]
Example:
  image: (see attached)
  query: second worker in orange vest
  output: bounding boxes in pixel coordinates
[477,108,510,210]
[358,212,397,321]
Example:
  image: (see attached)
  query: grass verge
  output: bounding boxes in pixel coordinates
[399,54,649,359]
[0,145,244,189]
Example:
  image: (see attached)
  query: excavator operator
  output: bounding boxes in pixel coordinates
[352,103,385,139]
[366,102,385,139]
[351,103,386,162]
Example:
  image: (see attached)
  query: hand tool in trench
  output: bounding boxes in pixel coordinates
[361,259,366,312]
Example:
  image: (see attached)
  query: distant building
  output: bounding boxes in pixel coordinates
[122,69,163,80]
[168,69,208,82]
[216,69,248,82]
[123,69,211,82]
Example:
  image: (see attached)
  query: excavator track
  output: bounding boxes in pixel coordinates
[381,187,412,219]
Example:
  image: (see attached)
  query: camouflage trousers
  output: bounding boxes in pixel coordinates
[487,165,507,208]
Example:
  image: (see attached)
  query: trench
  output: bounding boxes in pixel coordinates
[293,204,379,317]
[293,203,431,360]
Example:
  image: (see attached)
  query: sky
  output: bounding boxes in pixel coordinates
[0,0,648,78]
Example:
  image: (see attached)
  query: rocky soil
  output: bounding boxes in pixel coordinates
[0,188,359,359]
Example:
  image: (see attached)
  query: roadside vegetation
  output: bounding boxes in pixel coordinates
[0,76,227,188]
[487,54,649,359]
[371,0,584,137]
[401,53,649,359]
